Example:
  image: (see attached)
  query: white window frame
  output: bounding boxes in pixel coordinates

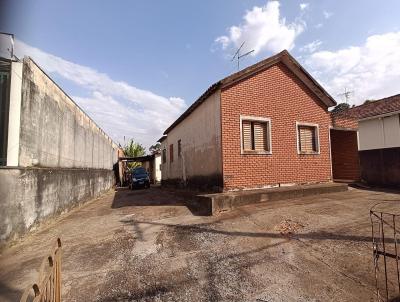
[296,121,320,155]
[240,115,272,155]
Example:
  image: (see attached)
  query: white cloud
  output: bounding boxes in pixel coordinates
[300,3,309,11]
[14,40,186,149]
[300,40,322,53]
[323,10,333,19]
[305,31,400,105]
[215,1,305,55]
[315,23,323,29]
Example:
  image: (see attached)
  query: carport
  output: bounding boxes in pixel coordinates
[119,154,159,186]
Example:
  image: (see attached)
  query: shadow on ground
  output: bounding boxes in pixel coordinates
[120,218,389,244]
[0,282,23,302]
[111,186,210,215]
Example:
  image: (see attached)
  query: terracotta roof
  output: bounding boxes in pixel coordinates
[337,94,400,120]
[163,50,337,135]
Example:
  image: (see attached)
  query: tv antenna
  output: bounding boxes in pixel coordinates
[231,41,254,71]
[337,87,354,104]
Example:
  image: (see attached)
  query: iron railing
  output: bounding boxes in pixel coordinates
[371,202,400,302]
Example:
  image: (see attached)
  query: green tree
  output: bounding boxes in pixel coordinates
[149,143,161,155]
[331,102,350,113]
[123,139,146,168]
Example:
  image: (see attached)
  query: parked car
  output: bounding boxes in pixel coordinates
[129,167,150,189]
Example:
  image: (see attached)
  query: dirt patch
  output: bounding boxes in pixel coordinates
[274,219,305,236]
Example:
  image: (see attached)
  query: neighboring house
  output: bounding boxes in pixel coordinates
[335,95,400,186]
[159,50,338,192]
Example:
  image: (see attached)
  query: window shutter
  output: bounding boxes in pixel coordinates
[299,126,316,153]
[242,121,252,150]
[253,122,269,151]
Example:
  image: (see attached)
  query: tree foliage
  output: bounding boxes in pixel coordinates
[123,139,146,168]
[331,102,350,113]
[363,99,375,105]
[149,143,161,155]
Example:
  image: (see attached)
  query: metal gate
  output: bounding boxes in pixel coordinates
[20,238,62,302]
[371,202,400,301]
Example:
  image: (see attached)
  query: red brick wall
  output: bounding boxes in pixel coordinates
[331,113,358,130]
[220,63,332,190]
[330,130,360,181]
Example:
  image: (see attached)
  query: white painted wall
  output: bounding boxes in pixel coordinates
[160,90,222,181]
[6,61,23,166]
[358,113,400,150]
[154,154,161,182]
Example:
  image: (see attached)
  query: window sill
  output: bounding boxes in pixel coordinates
[298,152,320,155]
[241,150,272,155]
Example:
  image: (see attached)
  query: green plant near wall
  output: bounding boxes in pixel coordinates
[123,139,146,168]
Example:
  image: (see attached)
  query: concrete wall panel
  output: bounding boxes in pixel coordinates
[358,114,400,151]
[383,114,400,148]
[6,62,23,166]
[0,167,114,244]
[18,58,117,169]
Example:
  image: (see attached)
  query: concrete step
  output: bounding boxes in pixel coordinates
[192,182,348,215]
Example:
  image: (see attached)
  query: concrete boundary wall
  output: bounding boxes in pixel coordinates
[18,58,118,169]
[0,167,114,244]
[6,61,23,166]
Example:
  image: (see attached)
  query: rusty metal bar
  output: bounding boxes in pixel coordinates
[371,212,380,301]
[393,215,400,295]
[381,212,389,301]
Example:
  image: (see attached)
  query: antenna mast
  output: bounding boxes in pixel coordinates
[337,87,354,104]
[231,41,254,71]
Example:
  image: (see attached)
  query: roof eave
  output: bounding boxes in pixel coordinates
[162,50,336,135]
[163,82,221,134]
[281,52,337,107]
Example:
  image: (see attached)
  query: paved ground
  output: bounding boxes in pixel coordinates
[1,186,400,301]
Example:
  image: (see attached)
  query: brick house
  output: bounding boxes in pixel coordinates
[159,50,338,191]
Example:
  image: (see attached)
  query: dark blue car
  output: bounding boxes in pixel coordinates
[129,167,150,189]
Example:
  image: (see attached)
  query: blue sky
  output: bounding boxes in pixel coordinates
[2,0,400,148]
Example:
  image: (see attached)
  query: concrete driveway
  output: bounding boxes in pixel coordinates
[1,186,399,301]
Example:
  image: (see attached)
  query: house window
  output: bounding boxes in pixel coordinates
[162,148,166,163]
[169,144,174,162]
[297,123,319,154]
[241,116,271,154]
[178,139,182,158]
